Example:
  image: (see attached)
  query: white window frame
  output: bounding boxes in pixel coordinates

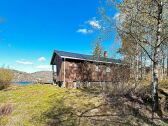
[73,64,78,68]
[95,65,99,72]
[106,67,111,73]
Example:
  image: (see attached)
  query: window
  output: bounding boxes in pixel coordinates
[72,63,78,70]
[52,65,57,73]
[106,67,111,73]
[95,65,99,72]
[73,64,78,68]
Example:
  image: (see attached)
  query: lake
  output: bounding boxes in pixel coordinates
[14,82,33,85]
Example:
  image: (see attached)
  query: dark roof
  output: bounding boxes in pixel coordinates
[51,50,122,64]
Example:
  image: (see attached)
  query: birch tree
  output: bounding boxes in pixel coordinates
[102,0,168,117]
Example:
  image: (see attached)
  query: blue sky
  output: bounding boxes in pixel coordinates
[0,0,119,73]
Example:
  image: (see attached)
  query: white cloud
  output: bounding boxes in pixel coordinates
[38,57,46,62]
[77,28,87,34]
[88,18,101,29]
[36,65,51,70]
[16,60,33,65]
[77,29,93,34]
[77,17,101,34]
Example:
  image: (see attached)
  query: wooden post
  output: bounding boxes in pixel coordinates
[52,65,55,85]
[63,58,66,87]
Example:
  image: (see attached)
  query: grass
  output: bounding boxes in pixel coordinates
[0,81,168,126]
[0,84,102,126]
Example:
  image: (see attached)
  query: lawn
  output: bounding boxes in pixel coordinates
[0,84,102,126]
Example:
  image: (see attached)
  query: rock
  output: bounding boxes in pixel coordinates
[90,108,99,114]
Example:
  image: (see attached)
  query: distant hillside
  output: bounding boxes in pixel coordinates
[12,70,53,83]
[31,71,53,83]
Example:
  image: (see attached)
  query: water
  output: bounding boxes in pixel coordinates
[15,82,33,85]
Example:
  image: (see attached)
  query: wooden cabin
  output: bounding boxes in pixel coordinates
[50,50,130,87]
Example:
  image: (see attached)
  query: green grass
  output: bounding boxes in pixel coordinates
[0,84,102,126]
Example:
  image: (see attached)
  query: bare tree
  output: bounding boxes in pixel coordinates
[100,0,168,118]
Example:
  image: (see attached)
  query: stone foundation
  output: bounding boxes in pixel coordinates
[63,81,115,89]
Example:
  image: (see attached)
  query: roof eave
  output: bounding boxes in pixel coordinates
[60,56,122,65]
[50,52,56,65]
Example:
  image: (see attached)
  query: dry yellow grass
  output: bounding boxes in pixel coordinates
[0,84,102,126]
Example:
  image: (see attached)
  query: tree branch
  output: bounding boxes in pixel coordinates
[118,28,155,63]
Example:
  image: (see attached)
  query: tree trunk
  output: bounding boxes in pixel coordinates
[136,43,139,81]
[133,56,136,79]
[152,52,159,114]
[167,50,168,77]
[144,54,146,77]
[161,56,165,80]
[140,51,143,79]
[167,57,168,77]
[152,2,163,118]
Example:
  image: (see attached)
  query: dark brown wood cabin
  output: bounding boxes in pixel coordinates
[50,50,130,87]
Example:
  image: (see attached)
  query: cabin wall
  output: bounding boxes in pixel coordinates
[54,54,63,81]
[59,60,130,82]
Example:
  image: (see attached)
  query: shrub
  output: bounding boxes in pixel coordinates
[0,104,13,117]
[0,68,13,90]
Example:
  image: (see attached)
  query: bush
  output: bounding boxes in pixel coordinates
[0,68,13,90]
[0,104,13,116]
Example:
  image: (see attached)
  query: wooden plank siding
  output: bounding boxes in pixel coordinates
[54,53,62,82]
[51,50,130,84]
[56,60,130,83]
